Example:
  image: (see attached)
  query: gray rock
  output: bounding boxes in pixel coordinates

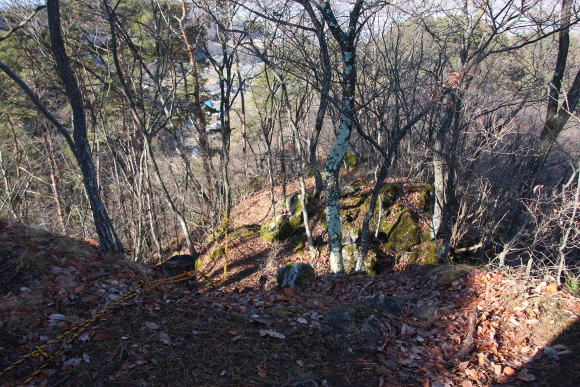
[160,254,196,274]
[340,185,357,196]
[244,307,259,319]
[413,305,439,322]
[361,317,381,350]
[276,263,316,290]
[364,293,401,316]
[324,309,355,333]
[286,193,301,214]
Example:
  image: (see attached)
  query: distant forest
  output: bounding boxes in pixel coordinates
[0,0,578,283]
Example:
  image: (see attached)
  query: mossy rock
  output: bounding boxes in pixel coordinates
[230,224,260,241]
[429,264,476,286]
[342,245,378,274]
[288,213,304,229]
[564,277,580,296]
[406,241,438,265]
[276,262,316,290]
[294,236,307,254]
[341,192,367,208]
[260,218,286,242]
[287,192,319,216]
[342,224,360,245]
[345,153,360,169]
[260,215,303,242]
[380,183,401,208]
[286,193,300,214]
[379,208,421,252]
[417,184,434,212]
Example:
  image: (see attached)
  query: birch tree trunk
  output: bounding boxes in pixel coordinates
[319,0,363,273]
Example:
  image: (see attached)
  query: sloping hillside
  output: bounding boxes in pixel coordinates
[0,182,578,386]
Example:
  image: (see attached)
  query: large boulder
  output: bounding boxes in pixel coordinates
[342,245,378,274]
[260,214,303,242]
[363,293,401,316]
[379,183,401,209]
[159,254,197,276]
[379,207,421,252]
[340,225,378,274]
[276,263,316,290]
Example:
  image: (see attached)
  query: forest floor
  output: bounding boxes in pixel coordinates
[0,180,579,386]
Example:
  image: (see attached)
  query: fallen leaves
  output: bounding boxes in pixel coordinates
[0,219,578,386]
[93,332,111,341]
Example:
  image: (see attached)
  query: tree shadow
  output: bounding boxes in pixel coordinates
[519,318,580,386]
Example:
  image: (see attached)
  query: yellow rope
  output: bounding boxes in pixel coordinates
[0,265,216,383]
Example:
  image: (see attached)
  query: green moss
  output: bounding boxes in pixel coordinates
[345,153,360,168]
[418,184,434,212]
[342,244,359,272]
[422,227,434,242]
[380,209,421,252]
[411,241,438,265]
[209,246,226,260]
[276,262,316,289]
[195,257,208,271]
[380,183,401,208]
[294,236,307,254]
[231,224,260,241]
[260,219,282,242]
[260,216,303,242]
[342,225,360,245]
[341,245,378,274]
[288,213,303,228]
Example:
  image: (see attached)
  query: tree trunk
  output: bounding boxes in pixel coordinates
[144,134,197,258]
[356,162,388,271]
[42,130,67,233]
[319,0,363,273]
[47,0,123,253]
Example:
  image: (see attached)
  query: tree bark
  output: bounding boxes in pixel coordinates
[528,0,580,182]
[319,0,363,273]
[0,0,125,253]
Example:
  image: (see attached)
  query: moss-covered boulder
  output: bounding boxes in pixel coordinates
[379,183,401,209]
[342,224,360,245]
[260,215,303,242]
[276,263,316,290]
[294,235,307,254]
[417,184,434,212]
[342,245,378,274]
[230,224,260,242]
[401,241,438,266]
[379,208,421,252]
[286,193,300,214]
